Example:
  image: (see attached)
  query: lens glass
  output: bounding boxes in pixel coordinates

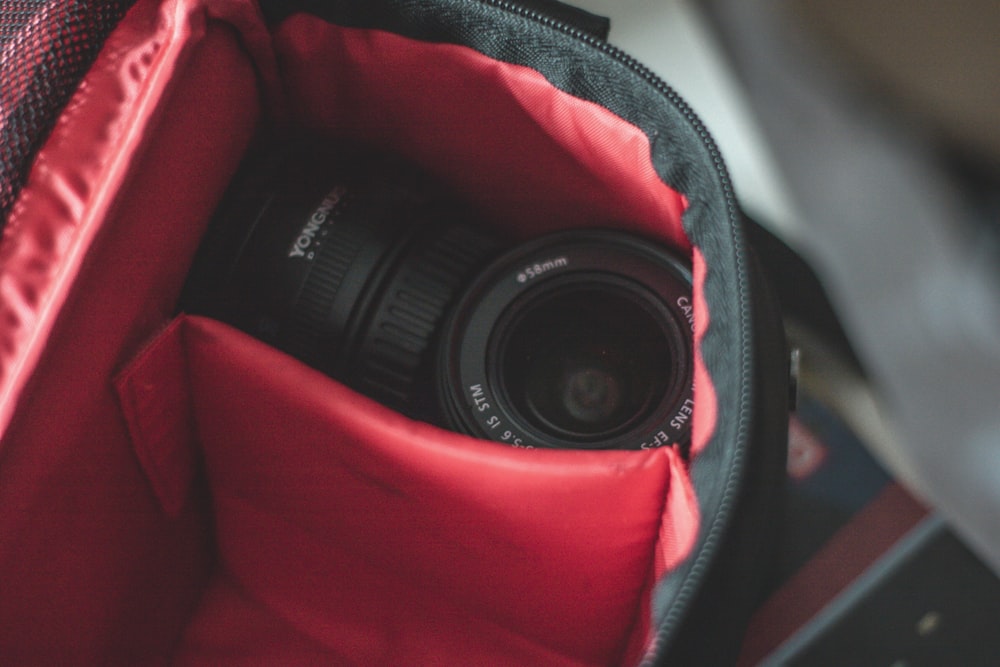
[497,282,673,441]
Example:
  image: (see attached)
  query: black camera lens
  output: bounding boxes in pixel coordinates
[182,141,504,418]
[437,231,694,450]
[184,142,694,450]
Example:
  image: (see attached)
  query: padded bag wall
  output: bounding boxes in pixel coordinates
[0,0,787,665]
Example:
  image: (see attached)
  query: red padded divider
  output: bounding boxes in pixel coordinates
[122,316,685,666]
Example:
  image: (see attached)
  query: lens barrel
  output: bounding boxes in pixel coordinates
[183,142,694,450]
[183,142,504,418]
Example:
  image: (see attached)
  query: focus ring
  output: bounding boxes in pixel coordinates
[352,224,503,413]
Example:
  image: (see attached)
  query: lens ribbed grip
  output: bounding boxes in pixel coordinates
[281,216,366,365]
[353,225,502,412]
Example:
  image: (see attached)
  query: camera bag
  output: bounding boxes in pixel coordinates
[0,1,789,664]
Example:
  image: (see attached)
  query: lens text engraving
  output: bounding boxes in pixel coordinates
[516,256,569,283]
[468,384,528,447]
[288,186,347,259]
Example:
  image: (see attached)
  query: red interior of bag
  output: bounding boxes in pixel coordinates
[0,1,715,665]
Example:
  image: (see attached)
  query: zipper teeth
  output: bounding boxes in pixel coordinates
[476,1,755,662]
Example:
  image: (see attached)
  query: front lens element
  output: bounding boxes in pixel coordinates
[499,283,672,441]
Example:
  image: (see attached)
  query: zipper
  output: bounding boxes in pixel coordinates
[473,1,756,663]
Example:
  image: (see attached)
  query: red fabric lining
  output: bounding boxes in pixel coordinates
[114,316,197,518]
[0,0,235,443]
[274,19,692,249]
[0,0,718,664]
[0,1,260,663]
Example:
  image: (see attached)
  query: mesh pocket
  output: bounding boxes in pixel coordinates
[0,0,134,228]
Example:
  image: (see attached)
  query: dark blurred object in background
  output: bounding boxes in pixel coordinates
[791,0,1000,177]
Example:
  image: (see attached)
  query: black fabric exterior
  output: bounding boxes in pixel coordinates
[652,245,790,666]
[501,0,610,39]
[746,216,864,371]
[0,0,137,231]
